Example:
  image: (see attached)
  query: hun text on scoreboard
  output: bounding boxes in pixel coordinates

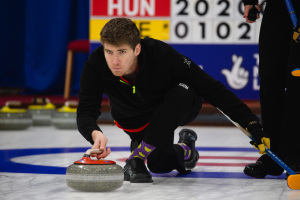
[90,0,267,100]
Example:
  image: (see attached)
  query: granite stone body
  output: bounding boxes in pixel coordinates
[52,112,77,129]
[28,109,54,126]
[0,112,32,130]
[66,163,124,192]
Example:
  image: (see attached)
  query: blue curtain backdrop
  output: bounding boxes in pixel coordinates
[0,0,89,95]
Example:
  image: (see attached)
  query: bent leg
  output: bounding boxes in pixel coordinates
[144,83,202,150]
[143,83,202,173]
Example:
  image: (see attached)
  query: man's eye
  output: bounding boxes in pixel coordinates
[120,51,126,54]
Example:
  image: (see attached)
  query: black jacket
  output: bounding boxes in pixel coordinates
[77,38,259,144]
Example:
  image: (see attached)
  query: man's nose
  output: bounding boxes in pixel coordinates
[112,55,120,65]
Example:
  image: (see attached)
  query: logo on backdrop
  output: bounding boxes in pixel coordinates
[221,55,249,90]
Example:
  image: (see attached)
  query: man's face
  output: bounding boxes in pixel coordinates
[103,43,141,77]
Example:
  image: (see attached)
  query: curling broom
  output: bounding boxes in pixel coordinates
[217,108,300,190]
[285,0,300,76]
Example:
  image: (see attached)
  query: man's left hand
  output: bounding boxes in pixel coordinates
[246,122,270,154]
[243,4,261,23]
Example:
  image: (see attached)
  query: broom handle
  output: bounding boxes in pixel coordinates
[285,0,300,42]
[217,108,296,175]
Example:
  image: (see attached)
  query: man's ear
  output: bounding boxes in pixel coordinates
[135,44,141,56]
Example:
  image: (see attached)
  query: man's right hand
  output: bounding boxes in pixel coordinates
[91,130,111,159]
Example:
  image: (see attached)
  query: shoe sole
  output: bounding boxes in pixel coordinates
[125,173,153,183]
[179,129,198,141]
[124,171,153,183]
[243,166,267,178]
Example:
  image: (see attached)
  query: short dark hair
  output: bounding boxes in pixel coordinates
[100,18,141,50]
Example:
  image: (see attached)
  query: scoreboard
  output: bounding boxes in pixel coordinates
[90,0,266,100]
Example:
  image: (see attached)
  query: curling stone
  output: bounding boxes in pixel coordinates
[0,101,32,130]
[52,101,77,129]
[66,149,124,192]
[28,98,55,126]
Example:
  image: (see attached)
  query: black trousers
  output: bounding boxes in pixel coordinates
[259,0,300,166]
[125,83,202,174]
